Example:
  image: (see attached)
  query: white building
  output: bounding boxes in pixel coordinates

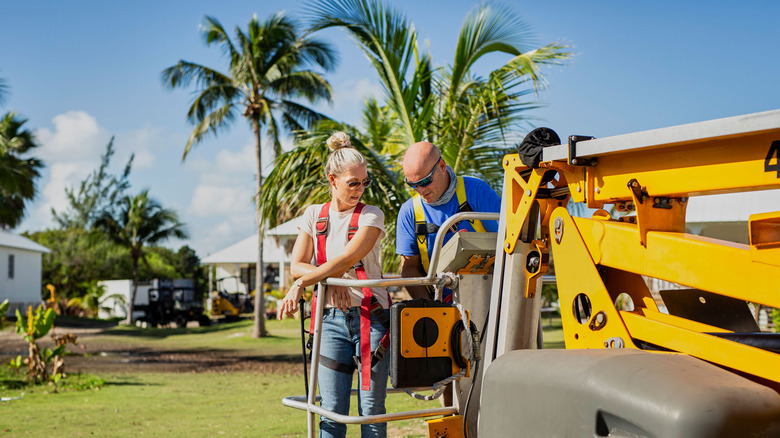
[0,229,51,316]
[201,217,303,294]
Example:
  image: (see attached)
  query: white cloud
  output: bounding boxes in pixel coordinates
[215,142,256,174]
[188,184,255,218]
[331,78,385,112]
[118,125,163,169]
[36,111,108,161]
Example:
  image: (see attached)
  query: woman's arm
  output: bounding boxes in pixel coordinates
[278,226,382,318]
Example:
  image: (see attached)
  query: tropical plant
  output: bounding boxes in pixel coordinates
[26,228,129,301]
[52,137,134,230]
[162,12,337,337]
[66,281,126,319]
[0,111,44,228]
[10,305,77,386]
[259,118,405,270]
[258,0,571,270]
[94,190,187,324]
[0,299,9,328]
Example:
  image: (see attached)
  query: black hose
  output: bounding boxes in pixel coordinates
[299,298,309,396]
[462,310,490,437]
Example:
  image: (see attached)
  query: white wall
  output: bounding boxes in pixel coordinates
[98,279,153,319]
[0,246,43,315]
[213,264,247,293]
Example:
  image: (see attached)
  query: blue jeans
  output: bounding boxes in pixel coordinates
[318,307,390,438]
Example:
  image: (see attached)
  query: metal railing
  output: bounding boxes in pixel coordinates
[281,212,501,437]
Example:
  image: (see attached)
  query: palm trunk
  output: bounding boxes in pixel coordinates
[253,120,267,338]
[127,257,139,325]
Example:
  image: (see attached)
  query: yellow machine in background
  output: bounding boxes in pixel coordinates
[209,276,254,319]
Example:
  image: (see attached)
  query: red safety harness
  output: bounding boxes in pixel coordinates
[310,201,389,391]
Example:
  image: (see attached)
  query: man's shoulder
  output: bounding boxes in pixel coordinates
[462,175,491,187]
[398,196,416,214]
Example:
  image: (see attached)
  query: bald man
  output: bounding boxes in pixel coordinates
[396,142,501,300]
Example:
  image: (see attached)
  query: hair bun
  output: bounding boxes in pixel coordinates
[326,131,352,151]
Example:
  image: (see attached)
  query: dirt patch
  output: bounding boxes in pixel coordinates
[0,325,305,375]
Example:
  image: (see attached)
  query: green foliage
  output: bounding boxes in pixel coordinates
[25,228,130,300]
[11,305,76,387]
[771,308,780,333]
[0,111,44,228]
[51,137,134,229]
[15,306,55,343]
[94,190,188,323]
[0,298,8,328]
[260,1,572,273]
[163,12,337,338]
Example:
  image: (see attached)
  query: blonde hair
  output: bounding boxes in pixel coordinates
[324,131,366,177]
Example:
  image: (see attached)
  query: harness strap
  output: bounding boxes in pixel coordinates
[310,202,332,334]
[455,176,486,233]
[320,354,356,375]
[412,195,430,273]
[412,176,488,276]
[310,202,383,391]
[350,203,376,391]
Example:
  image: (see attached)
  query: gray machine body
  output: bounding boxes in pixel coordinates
[479,349,780,437]
[438,231,497,438]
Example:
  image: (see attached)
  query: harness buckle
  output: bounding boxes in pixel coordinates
[316,217,329,235]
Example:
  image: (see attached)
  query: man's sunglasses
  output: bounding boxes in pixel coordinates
[404,158,442,189]
[346,179,372,188]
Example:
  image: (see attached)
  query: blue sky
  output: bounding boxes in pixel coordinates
[3,0,779,257]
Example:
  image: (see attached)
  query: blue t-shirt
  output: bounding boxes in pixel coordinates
[396,176,501,263]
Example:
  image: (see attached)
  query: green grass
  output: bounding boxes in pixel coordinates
[92,318,305,356]
[0,316,564,436]
[0,371,432,437]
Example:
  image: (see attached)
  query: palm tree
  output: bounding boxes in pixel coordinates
[0,112,43,228]
[308,0,570,185]
[95,190,187,325]
[162,13,336,337]
[0,76,8,107]
[258,0,571,270]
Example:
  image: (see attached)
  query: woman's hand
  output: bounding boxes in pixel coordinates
[278,280,304,320]
[330,286,351,312]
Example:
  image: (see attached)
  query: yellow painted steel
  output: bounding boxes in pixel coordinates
[398,307,469,376]
[502,155,544,254]
[586,132,780,203]
[499,118,780,388]
[621,311,780,383]
[427,415,465,438]
[573,217,780,309]
[548,208,637,350]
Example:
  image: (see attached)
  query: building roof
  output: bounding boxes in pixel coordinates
[201,216,303,265]
[267,216,304,237]
[0,229,51,253]
[201,234,285,264]
[686,189,780,223]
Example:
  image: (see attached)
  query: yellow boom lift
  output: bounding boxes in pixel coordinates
[284,109,780,437]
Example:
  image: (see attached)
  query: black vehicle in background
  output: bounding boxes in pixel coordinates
[136,279,210,328]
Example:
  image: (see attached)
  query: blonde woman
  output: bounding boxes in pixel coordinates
[278,132,390,438]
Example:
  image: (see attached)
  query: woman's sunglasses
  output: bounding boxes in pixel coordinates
[346,179,372,188]
[404,157,441,189]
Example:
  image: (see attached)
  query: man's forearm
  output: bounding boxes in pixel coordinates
[400,257,431,299]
